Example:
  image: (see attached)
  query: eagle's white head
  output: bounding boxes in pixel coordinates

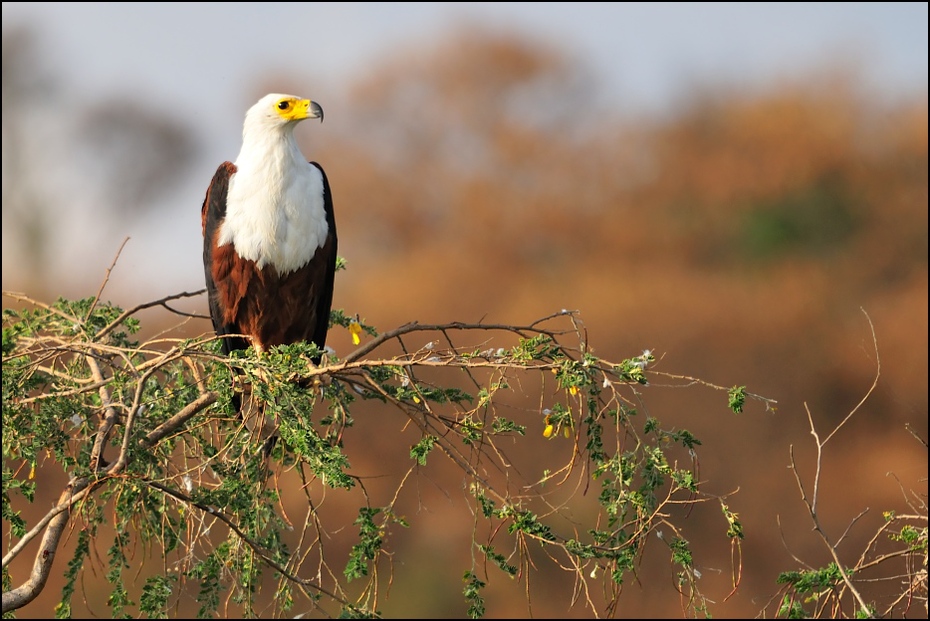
[224,93,329,273]
[242,93,323,141]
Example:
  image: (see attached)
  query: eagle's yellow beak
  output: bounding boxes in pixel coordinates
[276,98,323,122]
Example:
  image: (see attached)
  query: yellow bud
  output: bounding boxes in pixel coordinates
[349,320,362,345]
[543,424,554,438]
[569,385,578,396]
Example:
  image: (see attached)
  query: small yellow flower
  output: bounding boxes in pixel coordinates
[569,385,578,396]
[349,318,362,346]
[543,424,554,438]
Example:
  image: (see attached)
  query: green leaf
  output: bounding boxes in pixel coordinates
[728,385,746,414]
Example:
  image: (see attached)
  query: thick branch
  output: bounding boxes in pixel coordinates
[1,477,91,613]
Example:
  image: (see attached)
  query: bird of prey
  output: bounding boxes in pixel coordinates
[201,93,337,453]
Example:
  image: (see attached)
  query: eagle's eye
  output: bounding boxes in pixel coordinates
[277,101,290,110]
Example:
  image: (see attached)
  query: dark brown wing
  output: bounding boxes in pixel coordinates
[307,161,337,355]
[201,161,249,356]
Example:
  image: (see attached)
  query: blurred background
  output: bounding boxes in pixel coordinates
[2,2,927,618]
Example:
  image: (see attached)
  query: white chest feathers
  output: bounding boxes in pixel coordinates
[218,157,328,274]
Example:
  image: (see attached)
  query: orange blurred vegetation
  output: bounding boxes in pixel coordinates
[307,28,927,617]
[316,28,926,415]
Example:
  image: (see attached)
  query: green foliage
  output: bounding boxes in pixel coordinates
[410,435,436,466]
[613,355,651,385]
[728,385,747,413]
[1,467,33,538]
[478,544,517,576]
[345,507,382,580]
[188,549,223,618]
[106,530,133,617]
[139,575,175,619]
[899,525,927,548]
[775,563,853,618]
[2,292,788,618]
[778,594,808,619]
[886,517,927,552]
[778,563,847,592]
[722,502,744,540]
[54,529,90,619]
[462,571,486,619]
[668,536,693,568]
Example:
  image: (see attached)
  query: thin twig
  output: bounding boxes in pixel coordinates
[95,289,208,341]
[85,236,131,321]
[786,309,885,619]
[821,309,880,447]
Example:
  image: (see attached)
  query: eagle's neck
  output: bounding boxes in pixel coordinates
[219,126,328,274]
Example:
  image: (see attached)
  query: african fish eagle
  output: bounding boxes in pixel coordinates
[201,93,337,413]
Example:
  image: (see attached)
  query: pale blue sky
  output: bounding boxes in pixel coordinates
[2,2,927,297]
[4,3,927,140]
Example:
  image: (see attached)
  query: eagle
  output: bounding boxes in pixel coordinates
[201,93,337,449]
